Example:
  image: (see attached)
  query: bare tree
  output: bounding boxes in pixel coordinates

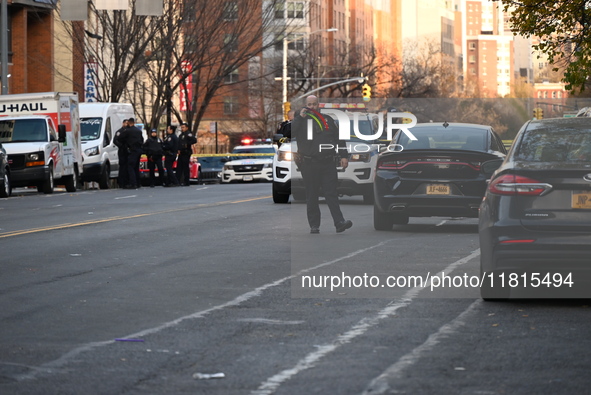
[383,38,459,99]
[57,0,287,133]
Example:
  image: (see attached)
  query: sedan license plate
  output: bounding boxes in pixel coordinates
[571,191,591,209]
[427,184,450,195]
[243,175,254,182]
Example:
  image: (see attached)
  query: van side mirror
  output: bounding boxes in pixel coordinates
[58,125,67,143]
[482,159,503,177]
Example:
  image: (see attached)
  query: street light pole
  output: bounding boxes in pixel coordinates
[282,27,337,120]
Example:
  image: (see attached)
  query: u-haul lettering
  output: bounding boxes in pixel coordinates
[0,103,49,113]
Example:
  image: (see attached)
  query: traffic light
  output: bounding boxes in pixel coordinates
[533,107,544,119]
[362,83,372,101]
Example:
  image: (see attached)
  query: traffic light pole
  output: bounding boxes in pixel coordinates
[293,77,366,102]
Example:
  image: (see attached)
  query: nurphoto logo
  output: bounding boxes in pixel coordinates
[305,109,418,153]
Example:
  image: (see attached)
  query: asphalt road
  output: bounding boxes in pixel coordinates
[1,184,590,394]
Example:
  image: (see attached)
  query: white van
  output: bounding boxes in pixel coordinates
[79,103,135,189]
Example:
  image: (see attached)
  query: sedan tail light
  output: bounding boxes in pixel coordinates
[488,174,552,196]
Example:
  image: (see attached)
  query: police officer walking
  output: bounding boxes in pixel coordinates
[143,128,165,187]
[292,95,353,234]
[118,117,144,189]
[162,125,180,187]
[177,122,197,186]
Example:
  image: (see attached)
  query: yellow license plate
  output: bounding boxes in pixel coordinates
[571,192,591,209]
[427,184,450,195]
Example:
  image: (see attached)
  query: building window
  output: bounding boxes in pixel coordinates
[224,34,238,52]
[224,69,239,84]
[287,34,305,50]
[470,68,476,75]
[274,2,284,19]
[224,97,239,114]
[223,1,238,20]
[288,2,304,18]
[552,91,557,98]
[469,55,476,63]
[469,42,476,50]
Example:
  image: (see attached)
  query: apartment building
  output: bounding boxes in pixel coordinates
[463,0,514,97]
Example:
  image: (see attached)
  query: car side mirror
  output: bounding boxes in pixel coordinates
[58,125,67,143]
[482,159,503,177]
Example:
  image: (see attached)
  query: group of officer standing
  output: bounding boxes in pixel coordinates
[114,119,197,189]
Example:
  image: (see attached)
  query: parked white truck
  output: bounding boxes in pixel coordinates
[79,102,134,189]
[0,92,82,193]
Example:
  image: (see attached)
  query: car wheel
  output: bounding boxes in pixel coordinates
[42,169,54,194]
[64,168,79,192]
[392,213,410,225]
[98,164,110,189]
[480,269,510,301]
[292,190,306,202]
[0,170,10,198]
[272,182,289,204]
[363,190,374,205]
[373,205,394,231]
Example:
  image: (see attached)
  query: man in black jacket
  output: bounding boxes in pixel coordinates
[118,118,144,189]
[162,125,180,187]
[292,95,352,234]
[177,122,197,186]
[143,129,165,187]
[114,119,129,188]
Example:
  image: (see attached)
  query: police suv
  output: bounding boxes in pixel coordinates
[221,143,276,183]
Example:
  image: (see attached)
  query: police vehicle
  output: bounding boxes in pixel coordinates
[221,143,276,183]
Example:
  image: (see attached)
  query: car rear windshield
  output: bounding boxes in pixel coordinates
[515,123,591,162]
[0,119,48,143]
[396,127,488,151]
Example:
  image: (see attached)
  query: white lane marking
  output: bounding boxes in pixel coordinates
[362,299,481,394]
[114,195,137,199]
[238,318,305,325]
[435,220,447,227]
[251,249,481,395]
[17,240,391,381]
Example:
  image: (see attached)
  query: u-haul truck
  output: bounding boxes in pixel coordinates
[0,92,82,193]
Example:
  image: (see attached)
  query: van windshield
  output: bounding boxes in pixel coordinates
[0,119,48,143]
[81,117,103,141]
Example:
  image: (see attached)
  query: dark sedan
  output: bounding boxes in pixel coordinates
[373,122,506,230]
[196,155,226,184]
[479,117,591,300]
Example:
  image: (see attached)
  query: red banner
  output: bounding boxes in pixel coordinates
[179,61,193,112]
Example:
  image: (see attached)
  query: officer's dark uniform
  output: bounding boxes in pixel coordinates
[276,119,292,148]
[292,107,351,233]
[177,124,197,186]
[143,130,165,187]
[162,129,180,187]
[119,121,144,188]
[114,122,129,188]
